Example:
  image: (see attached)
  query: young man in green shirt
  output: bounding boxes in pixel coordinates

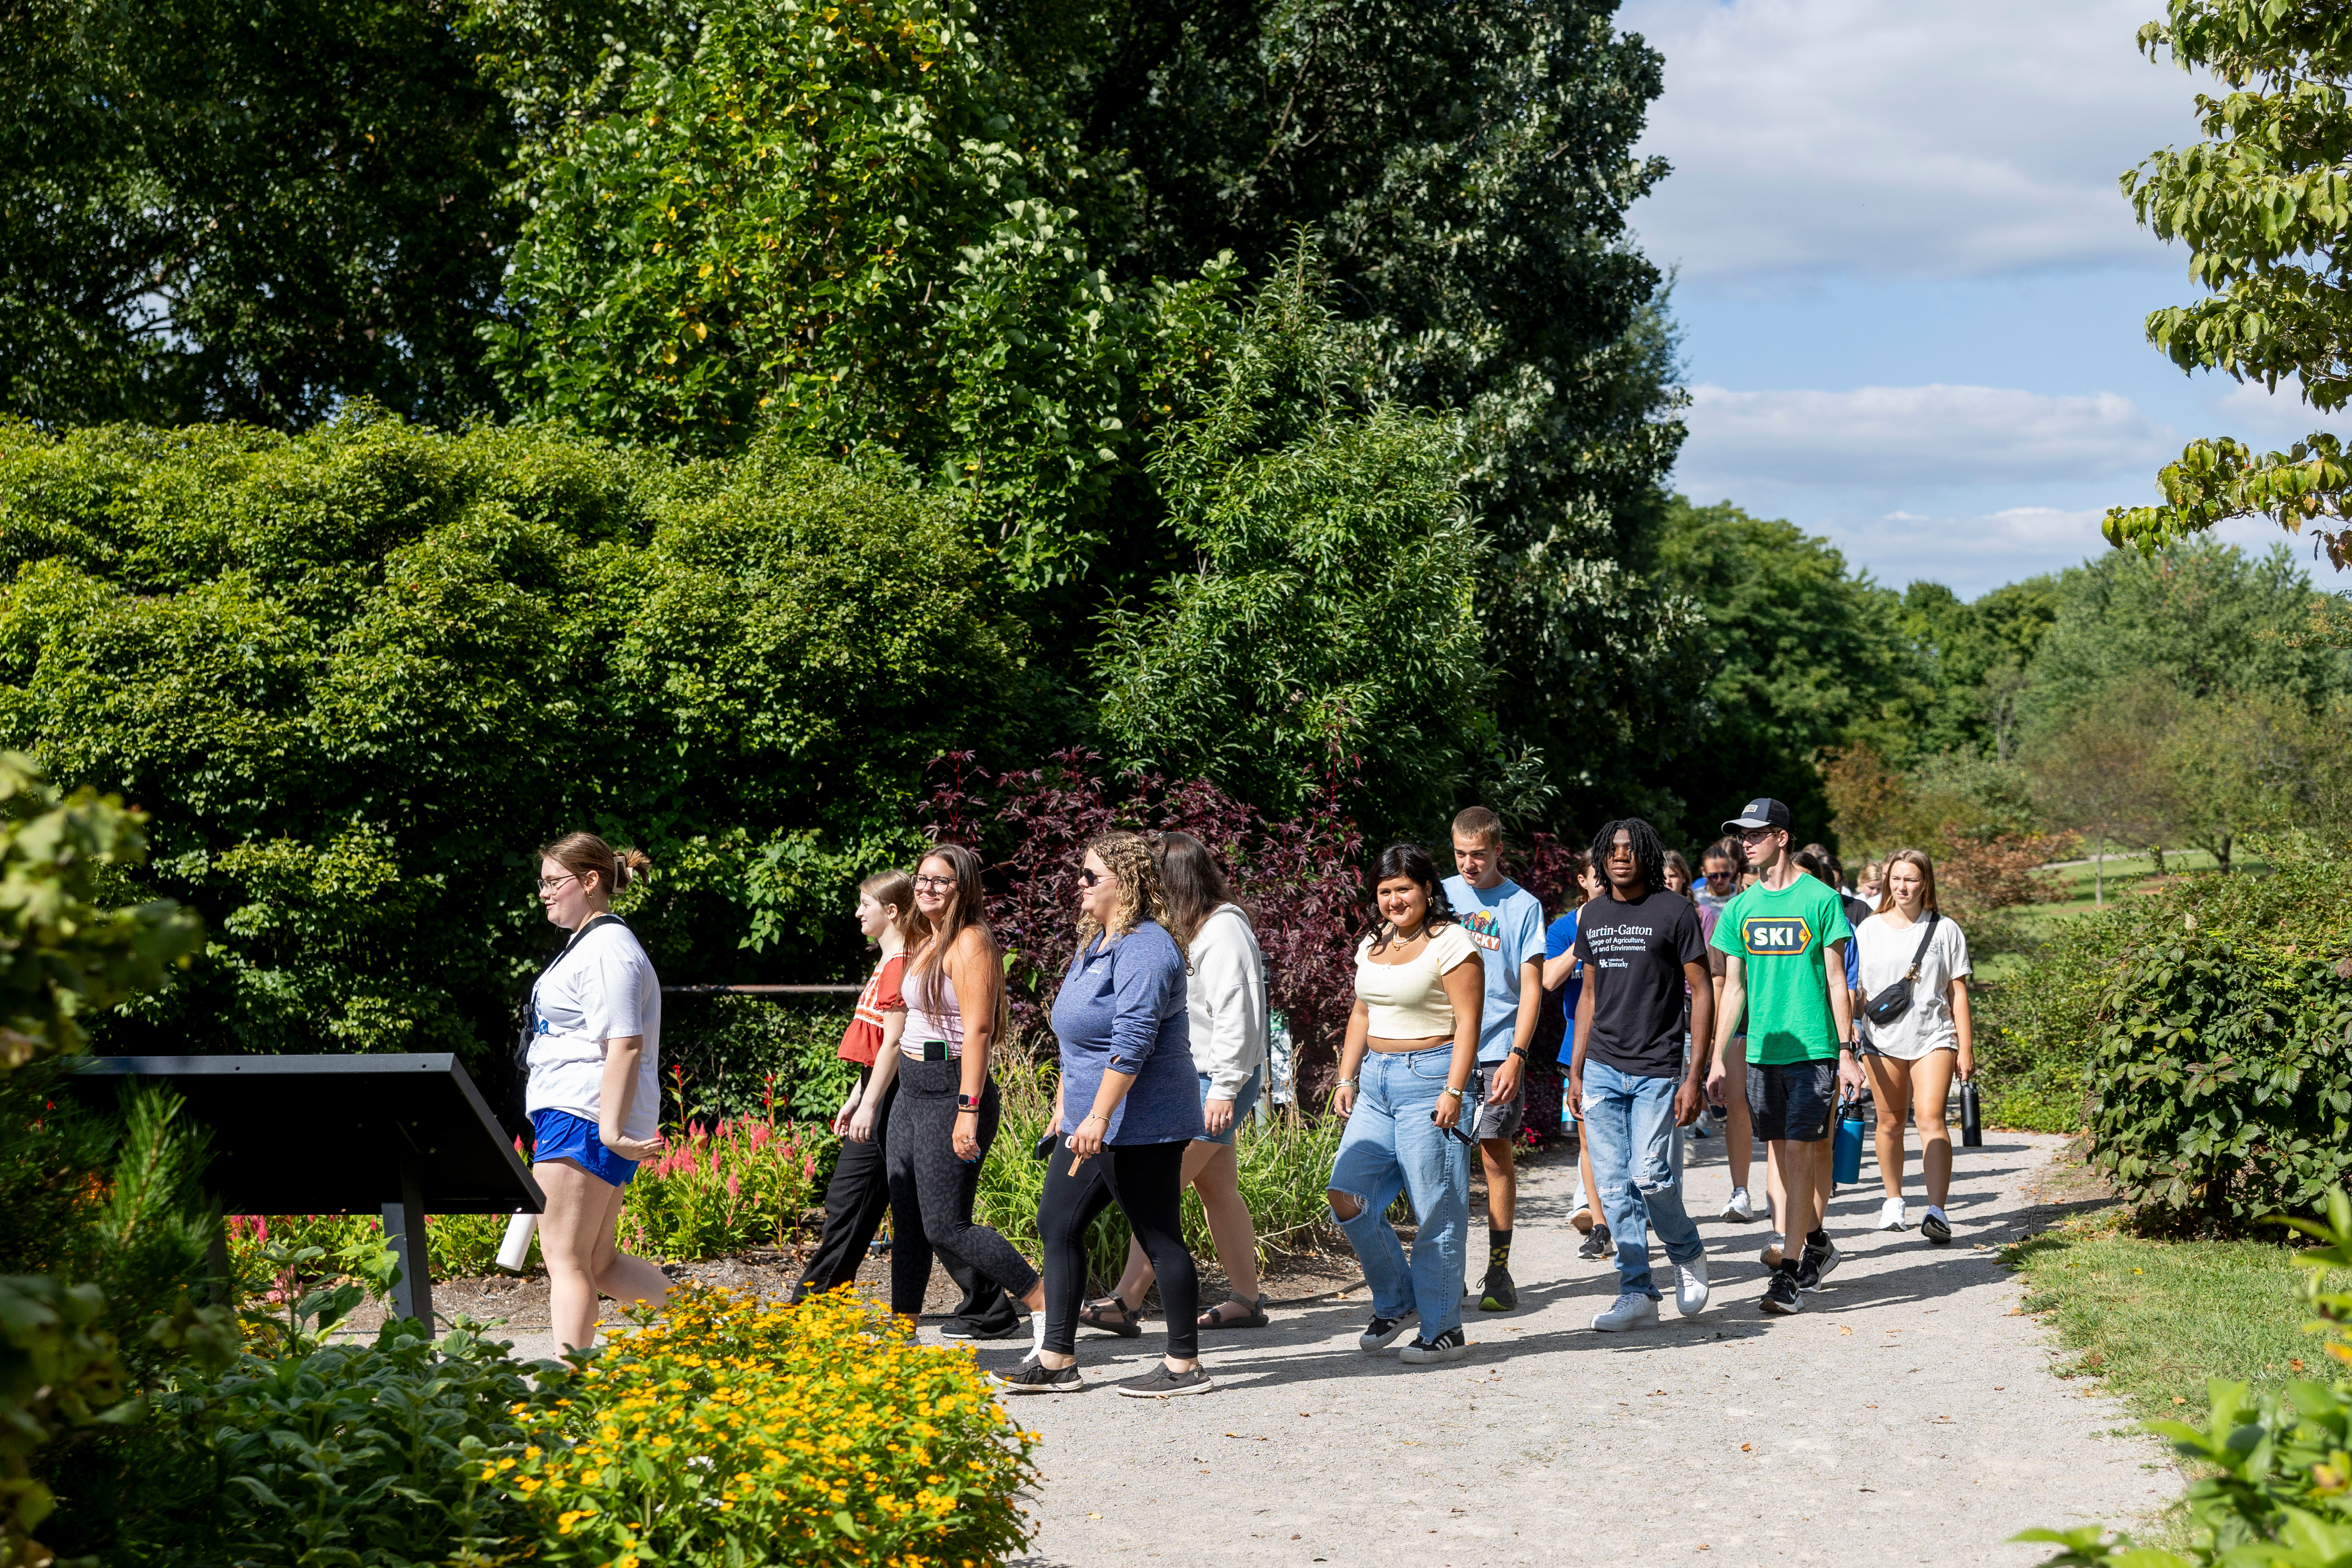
[1706,798,1865,1315]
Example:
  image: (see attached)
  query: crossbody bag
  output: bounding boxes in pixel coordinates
[1860,911,1938,1028]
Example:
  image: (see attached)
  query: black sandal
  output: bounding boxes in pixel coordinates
[1078,1294,1144,1336]
[1197,1295,1271,1330]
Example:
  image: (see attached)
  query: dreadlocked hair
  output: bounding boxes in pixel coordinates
[1079,831,1188,966]
[1589,817,1669,899]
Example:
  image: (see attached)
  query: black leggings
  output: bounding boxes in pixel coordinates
[1039,1138,1197,1359]
[791,1073,1015,1327]
[883,1058,1039,1314]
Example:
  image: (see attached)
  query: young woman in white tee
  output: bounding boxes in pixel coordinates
[1326,843,1484,1365]
[1853,848,1976,1244]
[527,832,674,1351]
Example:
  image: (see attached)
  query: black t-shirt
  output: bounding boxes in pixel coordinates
[1572,889,1709,1078]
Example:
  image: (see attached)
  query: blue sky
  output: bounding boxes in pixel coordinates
[1621,0,2330,596]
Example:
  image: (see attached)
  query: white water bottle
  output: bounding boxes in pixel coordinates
[496,1210,538,1272]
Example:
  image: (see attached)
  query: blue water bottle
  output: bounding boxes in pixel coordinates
[1832,1097,1866,1186]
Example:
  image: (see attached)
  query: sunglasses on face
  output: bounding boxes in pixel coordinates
[1077,868,1103,888]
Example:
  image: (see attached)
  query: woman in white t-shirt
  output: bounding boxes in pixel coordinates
[527,831,674,1351]
[1853,848,1975,1245]
[1326,843,1484,1367]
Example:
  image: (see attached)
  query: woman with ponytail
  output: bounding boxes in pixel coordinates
[527,832,674,1351]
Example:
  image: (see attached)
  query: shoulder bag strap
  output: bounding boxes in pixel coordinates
[1902,910,1937,981]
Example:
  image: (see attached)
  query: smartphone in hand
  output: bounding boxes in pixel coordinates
[1032,1131,1059,1162]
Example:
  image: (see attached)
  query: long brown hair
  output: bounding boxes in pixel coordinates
[540,832,652,898]
[1874,848,1941,915]
[909,843,998,1015]
[1151,831,1239,948]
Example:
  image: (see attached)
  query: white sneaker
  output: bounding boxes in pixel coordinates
[1722,1187,1759,1222]
[1592,1291,1659,1332]
[1759,1232,1785,1269]
[1673,1257,1711,1318]
[1877,1197,1909,1231]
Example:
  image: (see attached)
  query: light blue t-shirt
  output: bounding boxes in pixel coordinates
[1442,875,1548,1063]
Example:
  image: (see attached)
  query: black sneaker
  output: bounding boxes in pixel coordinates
[1795,1253,1823,1293]
[1921,1207,1952,1245]
[1358,1312,1415,1351]
[1760,1269,1802,1315]
[1799,1236,1841,1289]
[995,1357,1083,1395]
[1478,1267,1517,1312]
[1578,1224,1613,1261]
[1113,1363,1215,1398]
[1400,1327,1468,1365]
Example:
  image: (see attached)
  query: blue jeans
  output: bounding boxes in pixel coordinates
[1328,1047,1470,1338]
[1581,1060,1703,1299]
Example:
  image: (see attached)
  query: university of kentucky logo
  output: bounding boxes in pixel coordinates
[1741,917,1813,955]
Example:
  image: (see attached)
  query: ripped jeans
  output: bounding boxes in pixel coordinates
[1327,1046,1469,1339]
[1582,1059,1703,1299]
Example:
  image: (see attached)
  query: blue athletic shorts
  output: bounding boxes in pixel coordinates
[531,1108,639,1187]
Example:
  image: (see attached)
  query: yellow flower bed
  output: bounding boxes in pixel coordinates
[492,1286,1039,1567]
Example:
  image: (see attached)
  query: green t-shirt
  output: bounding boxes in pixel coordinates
[1710,876,1853,1065]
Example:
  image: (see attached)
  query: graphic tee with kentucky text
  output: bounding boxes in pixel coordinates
[1709,876,1852,1066]
[1442,875,1548,1063]
[1571,890,1708,1078]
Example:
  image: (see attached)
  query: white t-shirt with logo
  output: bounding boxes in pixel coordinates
[526,919,662,1140]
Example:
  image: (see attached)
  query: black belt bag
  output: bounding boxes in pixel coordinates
[1861,911,1938,1027]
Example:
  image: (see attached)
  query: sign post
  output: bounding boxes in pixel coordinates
[66,1055,542,1331]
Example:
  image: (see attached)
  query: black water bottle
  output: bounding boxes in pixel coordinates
[1959,1077,1983,1148]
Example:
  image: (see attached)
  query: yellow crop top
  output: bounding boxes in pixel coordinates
[1354,923,1481,1040]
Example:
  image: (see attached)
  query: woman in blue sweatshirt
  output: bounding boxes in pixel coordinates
[997,831,1209,1399]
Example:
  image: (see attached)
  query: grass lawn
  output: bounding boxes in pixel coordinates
[2012,849,2272,945]
[2003,1207,2335,1422]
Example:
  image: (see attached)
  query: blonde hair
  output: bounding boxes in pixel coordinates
[541,832,651,898]
[859,868,920,946]
[1874,848,1940,914]
[1079,831,1188,964]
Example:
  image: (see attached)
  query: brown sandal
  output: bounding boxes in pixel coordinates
[1078,1295,1144,1336]
[1197,1295,1270,1330]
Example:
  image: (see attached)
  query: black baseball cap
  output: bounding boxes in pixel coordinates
[1721,797,1791,833]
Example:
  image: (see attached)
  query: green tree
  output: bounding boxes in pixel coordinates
[1093,247,1492,832]
[2021,540,2350,732]
[1895,576,2058,761]
[1651,496,1909,848]
[2101,0,2352,564]
[0,0,515,428]
[0,411,1025,1063]
[2023,674,2181,903]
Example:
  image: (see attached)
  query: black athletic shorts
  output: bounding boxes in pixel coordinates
[1747,1059,1837,1142]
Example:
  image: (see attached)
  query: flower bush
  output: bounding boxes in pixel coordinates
[493,1285,1038,1568]
[617,1114,822,1261]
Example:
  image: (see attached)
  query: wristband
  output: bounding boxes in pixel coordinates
[956,1092,983,1110]
[1508,1047,1528,1062]
[1439,1086,1465,1099]
[1336,1078,1359,1088]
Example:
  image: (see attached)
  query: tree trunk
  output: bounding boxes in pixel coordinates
[2095,841,2104,907]
[2216,833,2232,874]
[2150,844,2167,876]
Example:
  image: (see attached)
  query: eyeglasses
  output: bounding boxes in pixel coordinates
[913,875,955,891]
[1737,827,1778,843]
[537,874,578,893]
[1077,868,1103,888]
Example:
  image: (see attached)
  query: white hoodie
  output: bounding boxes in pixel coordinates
[1187,903,1268,1099]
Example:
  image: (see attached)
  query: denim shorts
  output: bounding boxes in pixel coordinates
[531,1108,639,1187]
[1195,1065,1263,1147]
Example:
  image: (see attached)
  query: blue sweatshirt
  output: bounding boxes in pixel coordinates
[1050,920,1203,1145]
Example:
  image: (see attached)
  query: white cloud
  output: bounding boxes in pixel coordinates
[2202,377,2349,448]
[1679,382,2173,490]
[1620,0,2203,284]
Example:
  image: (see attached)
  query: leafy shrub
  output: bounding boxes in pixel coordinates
[495,1286,1038,1568]
[663,994,859,1126]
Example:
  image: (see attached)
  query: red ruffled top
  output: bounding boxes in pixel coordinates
[838,954,907,1065]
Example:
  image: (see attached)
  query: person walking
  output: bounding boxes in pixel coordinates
[1005,832,1212,1398]
[791,871,1017,1336]
[1328,844,1484,1366]
[1082,831,1272,1335]
[1855,849,1975,1244]
[1443,806,1547,1312]
[888,846,1051,1347]
[1696,840,1761,1221]
[1695,840,1743,917]
[1705,799,1863,1315]
[1543,856,1612,1257]
[526,832,674,1352]
[1571,820,1716,1331]
[1662,849,1718,1140]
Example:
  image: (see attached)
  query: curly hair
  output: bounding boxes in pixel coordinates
[1078,831,1188,965]
[1589,817,1668,900]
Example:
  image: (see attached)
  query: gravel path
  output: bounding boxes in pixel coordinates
[952,1129,2174,1568]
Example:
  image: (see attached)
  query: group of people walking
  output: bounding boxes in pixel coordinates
[510,791,1977,1393]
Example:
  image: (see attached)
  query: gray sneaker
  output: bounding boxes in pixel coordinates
[1114,1363,1215,1398]
[995,1357,1082,1395]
